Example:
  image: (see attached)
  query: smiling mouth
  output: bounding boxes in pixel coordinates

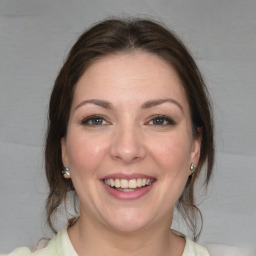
[104,178,154,192]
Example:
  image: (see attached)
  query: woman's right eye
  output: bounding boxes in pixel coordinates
[81,115,108,126]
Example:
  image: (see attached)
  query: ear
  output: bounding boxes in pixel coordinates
[61,137,71,179]
[189,128,202,171]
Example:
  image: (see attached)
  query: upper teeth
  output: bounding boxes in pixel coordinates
[104,178,153,189]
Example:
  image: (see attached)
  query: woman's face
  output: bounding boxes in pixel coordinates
[61,51,201,232]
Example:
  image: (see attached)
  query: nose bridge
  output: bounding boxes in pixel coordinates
[110,119,145,162]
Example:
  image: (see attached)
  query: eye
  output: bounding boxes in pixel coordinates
[81,115,109,126]
[148,115,175,126]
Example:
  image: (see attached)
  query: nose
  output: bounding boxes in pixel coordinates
[110,124,146,163]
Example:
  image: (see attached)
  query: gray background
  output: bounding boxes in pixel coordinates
[0,0,255,253]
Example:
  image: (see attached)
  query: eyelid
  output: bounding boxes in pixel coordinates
[81,114,175,126]
[81,114,110,126]
[146,115,176,125]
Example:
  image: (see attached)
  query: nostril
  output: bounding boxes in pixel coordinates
[109,128,146,162]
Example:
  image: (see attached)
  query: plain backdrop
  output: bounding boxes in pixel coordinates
[0,0,255,253]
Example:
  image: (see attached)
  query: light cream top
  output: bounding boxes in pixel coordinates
[1,228,210,256]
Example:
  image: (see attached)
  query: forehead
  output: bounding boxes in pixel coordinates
[72,51,188,109]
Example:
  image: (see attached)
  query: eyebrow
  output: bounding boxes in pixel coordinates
[74,99,112,110]
[74,98,183,112]
[141,99,183,112]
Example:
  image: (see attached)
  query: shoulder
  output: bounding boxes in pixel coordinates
[0,246,55,256]
[171,229,210,256]
[183,237,210,256]
[0,235,57,256]
[0,247,48,256]
[0,247,33,256]
[1,227,77,256]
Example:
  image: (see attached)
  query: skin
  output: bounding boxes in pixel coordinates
[61,51,201,256]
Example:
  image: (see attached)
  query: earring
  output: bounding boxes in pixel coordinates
[62,167,70,176]
[190,163,195,171]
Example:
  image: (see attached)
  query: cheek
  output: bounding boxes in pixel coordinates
[149,132,192,171]
[66,132,109,174]
[149,134,192,204]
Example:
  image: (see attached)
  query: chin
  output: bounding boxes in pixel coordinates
[107,220,148,233]
[102,209,154,233]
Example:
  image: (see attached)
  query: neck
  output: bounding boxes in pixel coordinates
[68,211,185,256]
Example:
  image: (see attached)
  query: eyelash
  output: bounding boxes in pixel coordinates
[81,115,175,126]
[81,115,108,126]
[148,115,176,126]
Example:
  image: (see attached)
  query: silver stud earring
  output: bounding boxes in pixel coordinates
[62,167,70,176]
[190,163,195,171]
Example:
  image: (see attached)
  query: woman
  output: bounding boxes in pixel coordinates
[2,17,214,256]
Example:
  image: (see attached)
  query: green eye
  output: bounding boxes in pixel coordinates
[153,117,165,125]
[82,115,107,126]
[149,116,175,125]
[91,117,104,125]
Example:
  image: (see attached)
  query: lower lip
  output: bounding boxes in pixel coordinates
[102,182,155,200]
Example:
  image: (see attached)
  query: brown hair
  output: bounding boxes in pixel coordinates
[45,17,214,240]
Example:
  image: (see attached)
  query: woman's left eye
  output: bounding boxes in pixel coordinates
[81,115,108,126]
[148,116,175,126]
